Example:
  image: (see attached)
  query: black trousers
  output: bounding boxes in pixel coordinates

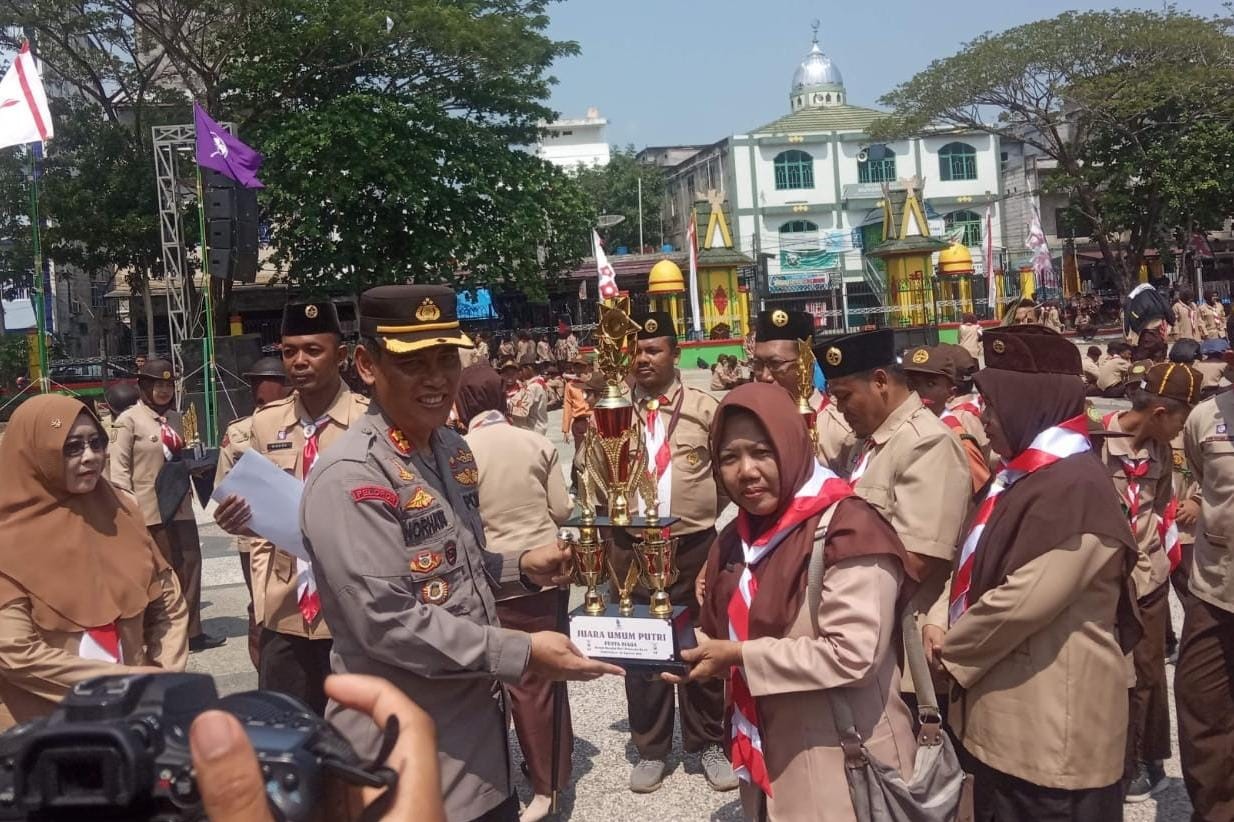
[1175,597,1234,822]
[609,528,724,759]
[969,756,1122,822]
[1126,582,1171,774]
[257,629,332,715]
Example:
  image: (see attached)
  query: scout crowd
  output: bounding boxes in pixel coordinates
[2,281,1234,822]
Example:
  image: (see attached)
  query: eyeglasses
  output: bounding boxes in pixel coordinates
[750,357,798,375]
[62,435,108,457]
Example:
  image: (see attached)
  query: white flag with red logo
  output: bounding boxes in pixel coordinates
[984,203,995,299]
[593,230,618,299]
[687,213,701,335]
[0,43,53,149]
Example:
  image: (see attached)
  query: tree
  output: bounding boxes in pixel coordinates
[871,9,1234,295]
[228,0,592,297]
[572,146,665,252]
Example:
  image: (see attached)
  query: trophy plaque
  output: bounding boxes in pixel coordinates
[562,297,697,672]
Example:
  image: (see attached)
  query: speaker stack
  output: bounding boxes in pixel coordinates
[202,168,259,283]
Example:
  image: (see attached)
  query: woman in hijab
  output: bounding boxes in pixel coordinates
[0,395,188,728]
[111,358,220,652]
[666,383,916,821]
[923,326,1138,820]
[457,365,574,822]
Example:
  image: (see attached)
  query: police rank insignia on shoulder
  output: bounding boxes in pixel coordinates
[405,487,436,510]
[420,577,449,605]
[388,427,412,456]
[453,467,479,487]
[410,550,443,574]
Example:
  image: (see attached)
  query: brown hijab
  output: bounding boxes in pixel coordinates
[0,395,169,632]
[968,369,1139,648]
[699,384,909,641]
[456,364,507,427]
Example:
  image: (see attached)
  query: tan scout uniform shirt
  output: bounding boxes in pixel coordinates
[811,392,857,478]
[1097,356,1131,391]
[1184,391,1234,614]
[1171,430,1197,547]
[633,380,723,536]
[214,415,256,554]
[1174,301,1201,342]
[248,384,369,638]
[301,405,531,822]
[111,401,193,526]
[1082,358,1101,386]
[1200,301,1227,339]
[850,393,970,618]
[1100,413,1173,598]
[508,380,549,436]
[939,533,1131,790]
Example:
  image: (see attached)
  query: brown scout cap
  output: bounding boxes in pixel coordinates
[1138,362,1203,406]
[902,346,956,382]
[137,358,175,381]
[981,326,1080,375]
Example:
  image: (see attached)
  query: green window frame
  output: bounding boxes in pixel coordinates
[939,142,978,181]
[944,209,983,246]
[773,150,815,190]
[858,145,896,184]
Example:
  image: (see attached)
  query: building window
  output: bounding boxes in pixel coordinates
[939,142,978,181]
[773,149,815,190]
[858,145,896,184]
[944,209,983,246]
[779,219,818,250]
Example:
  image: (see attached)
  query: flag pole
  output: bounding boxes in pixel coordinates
[28,145,48,393]
[194,161,218,448]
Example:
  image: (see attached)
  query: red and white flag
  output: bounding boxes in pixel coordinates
[984,203,995,298]
[687,213,702,335]
[593,230,618,299]
[0,43,53,149]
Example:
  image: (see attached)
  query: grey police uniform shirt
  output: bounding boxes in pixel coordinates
[300,404,531,822]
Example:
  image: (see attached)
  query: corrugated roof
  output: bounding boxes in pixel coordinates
[753,104,886,135]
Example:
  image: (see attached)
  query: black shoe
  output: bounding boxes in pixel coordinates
[189,633,226,653]
[1124,761,1166,803]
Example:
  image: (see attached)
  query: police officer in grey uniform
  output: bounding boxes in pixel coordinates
[300,285,621,822]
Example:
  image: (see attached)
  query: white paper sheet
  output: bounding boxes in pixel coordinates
[211,449,308,560]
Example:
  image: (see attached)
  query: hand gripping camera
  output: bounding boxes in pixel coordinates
[0,673,397,821]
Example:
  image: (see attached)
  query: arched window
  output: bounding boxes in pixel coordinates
[779,220,819,235]
[779,220,818,254]
[858,144,896,184]
[773,150,815,190]
[939,142,978,181]
[944,209,983,246]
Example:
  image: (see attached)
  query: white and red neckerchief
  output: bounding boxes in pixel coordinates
[296,413,331,624]
[727,460,853,796]
[638,390,677,519]
[949,414,1091,626]
[156,415,185,460]
[79,623,122,664]
[1102,411,1183,573]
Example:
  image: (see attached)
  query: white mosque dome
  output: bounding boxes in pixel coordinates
[792,41,843,92]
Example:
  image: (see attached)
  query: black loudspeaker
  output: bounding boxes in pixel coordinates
[200,167,260,281]
[179,334,263,395]
[892,326,939,354]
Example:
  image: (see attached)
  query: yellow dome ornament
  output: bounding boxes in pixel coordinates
[647,259,685,294]
[938,241,975,277]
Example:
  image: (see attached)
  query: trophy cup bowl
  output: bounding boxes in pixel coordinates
[566,525,608,616]
[637,529,680,618]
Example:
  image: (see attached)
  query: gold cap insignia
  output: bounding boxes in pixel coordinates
[162,371,172,380]
[771,310,789,328]
[992,340,1006,354]
[49,418,62,429]
[911,349,929,365]
[645,318,659,334]
[415,298,442,323]
[305,304,319,319]
[825,347,842,367]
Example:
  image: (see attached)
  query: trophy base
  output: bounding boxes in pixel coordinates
[568,603,697,673]
[563,515,681,529]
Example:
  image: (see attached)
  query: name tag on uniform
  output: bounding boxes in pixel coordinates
[266,442,294,451]
[403,510,448,544]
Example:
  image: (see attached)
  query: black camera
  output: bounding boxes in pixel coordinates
[0,673,396,821]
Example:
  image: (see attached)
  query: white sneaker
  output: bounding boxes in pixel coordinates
[519,794,552,822]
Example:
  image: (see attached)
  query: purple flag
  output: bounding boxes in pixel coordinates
[194,102,263,189]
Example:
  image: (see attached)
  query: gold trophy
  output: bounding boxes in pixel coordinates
[564,298,695,672]
[797,337,819,448]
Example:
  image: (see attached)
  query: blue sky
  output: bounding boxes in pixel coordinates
[545,0,1229,148]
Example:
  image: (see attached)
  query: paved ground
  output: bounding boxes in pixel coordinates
[189,357,1193,820]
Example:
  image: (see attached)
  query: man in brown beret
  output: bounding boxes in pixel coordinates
[1098,361,1201,802]
[902,345,991,494]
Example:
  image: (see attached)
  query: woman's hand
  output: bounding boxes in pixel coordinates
[922,624,946,673]
[1177,498,1201,529]
[660,637,741,685]
[694,571,706,605]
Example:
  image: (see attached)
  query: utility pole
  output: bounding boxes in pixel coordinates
[637,176,644,252]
